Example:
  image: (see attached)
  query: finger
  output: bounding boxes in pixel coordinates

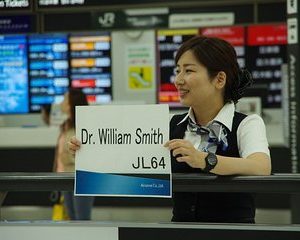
[69,149,75,156]
[173,147,191,157]
[176,155,190,162]
[168,140,193,150]
[71,136,81,147]
[68,143,80,156]
[166,139,186,146]
[69,141,80,151]
[168,141,185,150]
[168,139,182,143]
[68,143,76,155]
[173,147,185,157]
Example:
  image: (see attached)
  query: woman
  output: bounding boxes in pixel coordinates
[164,36,271,223]
[68,36,271,223]
[54,88,94,220]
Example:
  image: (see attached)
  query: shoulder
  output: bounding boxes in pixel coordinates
[237,114,269,157]
[232,111,266,130]
[237,114,267,138]
[239,114,266,129]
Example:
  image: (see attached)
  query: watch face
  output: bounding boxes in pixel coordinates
[207,153,217,165]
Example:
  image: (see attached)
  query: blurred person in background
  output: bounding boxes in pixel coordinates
[53,88,94,220]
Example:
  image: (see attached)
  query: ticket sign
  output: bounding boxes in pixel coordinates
[75,104,171,198]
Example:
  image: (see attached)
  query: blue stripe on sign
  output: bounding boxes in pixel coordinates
[75,170,170,196]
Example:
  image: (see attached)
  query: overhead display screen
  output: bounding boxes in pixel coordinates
[37,0,175,8]
[38,0,84,7]
[157,29,198,107]
[0,35,29,114]
[0,15,33,34]
[246,24,287,108]
[69,33,112,104]
[201,26,246,68]
[0,0,30,9]
[28,33,69,112]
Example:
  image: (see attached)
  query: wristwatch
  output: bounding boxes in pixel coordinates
[203,152,218,173]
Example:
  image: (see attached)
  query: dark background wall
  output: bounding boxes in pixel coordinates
[1,0,286,33]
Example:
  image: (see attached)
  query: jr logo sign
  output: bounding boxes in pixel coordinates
[98,12,115,27]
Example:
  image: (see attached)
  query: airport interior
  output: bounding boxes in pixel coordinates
[1,0,300,239]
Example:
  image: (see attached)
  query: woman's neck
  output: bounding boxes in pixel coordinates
[192,101,224,126]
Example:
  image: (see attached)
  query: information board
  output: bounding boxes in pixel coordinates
[69,33,112,104]
[246,24,287,108]
[28,33,69,112]
[0,35,29,114]
[201,26,246,68]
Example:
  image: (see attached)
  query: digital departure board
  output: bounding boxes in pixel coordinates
[0,15,33,34]
[157,29,198,107]
[69,33,112,104]
[201,26,246,68]
[246,24,287,108]
[0,35,29,114]
[28,34,69,112]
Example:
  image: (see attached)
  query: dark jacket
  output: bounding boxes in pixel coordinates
[170,112,255,223]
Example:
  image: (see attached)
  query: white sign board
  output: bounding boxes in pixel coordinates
[169,13,234,28]
[75,104,171,198]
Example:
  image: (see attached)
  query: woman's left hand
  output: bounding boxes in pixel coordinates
[164,139,205,169]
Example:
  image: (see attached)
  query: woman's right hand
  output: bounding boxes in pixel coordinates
[68,136,81,156]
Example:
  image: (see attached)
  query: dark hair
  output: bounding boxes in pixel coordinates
[175,35,253,103]
[41,104,51,115]
[66,88,88,129]
[41,104,52,125]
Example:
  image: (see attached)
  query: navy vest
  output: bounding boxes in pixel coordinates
[170,111,255,223]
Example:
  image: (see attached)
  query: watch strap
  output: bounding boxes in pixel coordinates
[203,152,217,173]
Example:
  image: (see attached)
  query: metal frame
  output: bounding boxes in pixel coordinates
[1,172,300,223]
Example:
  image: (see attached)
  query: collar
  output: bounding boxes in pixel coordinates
[177,102,235,132]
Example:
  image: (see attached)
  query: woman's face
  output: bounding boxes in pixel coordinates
[60,92,70,116]
[174,50,218,108]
